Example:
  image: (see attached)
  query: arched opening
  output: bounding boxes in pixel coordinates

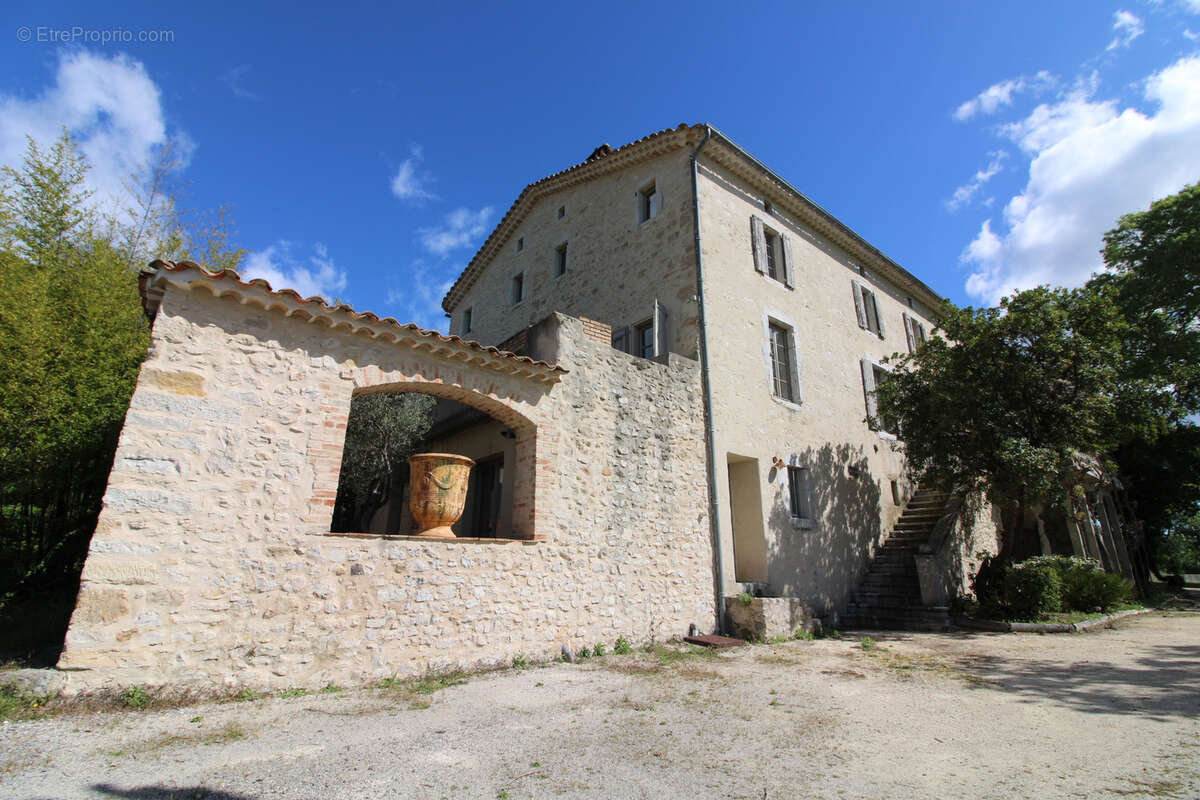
[330,381,539,540]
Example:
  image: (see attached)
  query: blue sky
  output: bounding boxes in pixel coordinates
[3,1,1199,331]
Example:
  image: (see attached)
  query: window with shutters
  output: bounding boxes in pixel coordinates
[638,180,659,224]
[611,326,630,354]
[852,280,885,338]
[554,242,568,277]
[903,312,927,354]
[860,357,894,436]
[767,321,800,403]
[462,307,473,335]
[787,465,816,528]
[751,215,793,288]
[634,319,655,359]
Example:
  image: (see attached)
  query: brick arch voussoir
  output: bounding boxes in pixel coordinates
[350,373,538,434]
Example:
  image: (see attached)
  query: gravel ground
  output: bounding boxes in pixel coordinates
[2,609,1198,800]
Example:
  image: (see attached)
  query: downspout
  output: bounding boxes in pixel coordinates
[690,124,727,634]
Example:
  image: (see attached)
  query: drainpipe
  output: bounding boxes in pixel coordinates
[690,124,727,634]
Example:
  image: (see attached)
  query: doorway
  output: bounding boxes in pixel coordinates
[727,454,768,583]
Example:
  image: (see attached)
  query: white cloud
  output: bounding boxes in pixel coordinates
[1182,0,1200,13]
[0,51,169,212]
[1185,28,1200,40]
[961,55,1200,304]
[947,151,1008,210]
[390,145,434,201]
[221,65,258,100]
[1107,10,1145,50]
[418,206,494,256]
[240,241,348,301]
[953,71,1057,121]
[385,260,453,332]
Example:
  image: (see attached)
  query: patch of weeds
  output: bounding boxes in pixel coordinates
[497,791,511,800]
[649,643,716,666]
[736,591,754,607]
[0,683,57,722]
[277,687,309,699]
[793,629,815,641]
[858,636,880,652]
[141,722,247,752]
[814,627,842,640]
[576,646,591,659]
[511,654,530,670]
[119,685,152,710]
[411,671,467,695]
[767,634,790,644]
[319,683,343,694]
[613,637,632,655]
[592,643,607,657]
[234,687,263,702]
[189,715,202,723]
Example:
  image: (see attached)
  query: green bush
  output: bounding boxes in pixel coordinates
[613,636,631,655]
[1004,563,1063,621]
[1022,555,1131,612]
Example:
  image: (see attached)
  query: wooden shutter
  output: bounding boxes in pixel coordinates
[751,216,767,274]
[649,188,661,219]
[612,325,631,354]
[781,235,795,289]
[852,280,868,329]
[860,358,878,423]
[874,293,886,339]
[653,299,669,358]
[903,313,917,354]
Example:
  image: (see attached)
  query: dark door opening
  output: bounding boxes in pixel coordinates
[469,456,504,538]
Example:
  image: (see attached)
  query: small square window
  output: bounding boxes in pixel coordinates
[638,181,659,223]
[557,205,566,219]
[462,307,473,334]
[516,237,524,253]
[510,273,524,305]
[555,242,568,277]
[788,466,814,523]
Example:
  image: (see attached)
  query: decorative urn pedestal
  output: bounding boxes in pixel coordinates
[407,453,475,538]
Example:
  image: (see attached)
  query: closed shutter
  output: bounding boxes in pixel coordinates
[874,293,886,339]
[903,313,917,354]
[781,235,795,289]
[653,299,669,358]
[649,188,661,219]
[860,358,878,423]
[612,325,631,354]
[852,280,868,329]
[751,216,767,274]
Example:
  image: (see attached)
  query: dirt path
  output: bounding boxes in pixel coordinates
[3,611,1198,800]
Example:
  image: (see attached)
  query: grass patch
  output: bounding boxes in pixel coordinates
[378,669,468,709]
[0,682,56,721]
[277,687,309,699]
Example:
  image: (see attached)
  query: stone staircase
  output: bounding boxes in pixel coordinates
[841,487,954,631]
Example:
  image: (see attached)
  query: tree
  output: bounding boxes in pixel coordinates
[1089,182,1200,579]
[875,286,1129,559]
[331,392,436,533]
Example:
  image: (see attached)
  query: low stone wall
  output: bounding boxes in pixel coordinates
[58,269,715,691]
[725,596,814,641]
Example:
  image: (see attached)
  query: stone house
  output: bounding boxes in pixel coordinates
[58,124,997,691]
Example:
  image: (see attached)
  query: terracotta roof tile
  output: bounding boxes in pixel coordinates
[141,260,567,377]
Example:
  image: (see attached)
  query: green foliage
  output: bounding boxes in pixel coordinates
[511,653,529,670]
[234,688,262,702]
[1004,563,1063,621]
[0,682,56,721]
[591,642,606,657]
[276,687,309,699]
[858,636,878,651]
[119,685,152,710]
[330,392,435,532]
[876,285,1133,556]
[792,629,815,641]
[575,646,591,659]
[736,591,754,607]
[613,636,632,655]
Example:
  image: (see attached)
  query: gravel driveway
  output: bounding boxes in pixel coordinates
[3,610,1198,799]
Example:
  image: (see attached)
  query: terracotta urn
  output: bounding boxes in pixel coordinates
[407,453,475,538]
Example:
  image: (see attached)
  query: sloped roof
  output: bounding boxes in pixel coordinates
[442,123,944,313]
[140,260,566,382]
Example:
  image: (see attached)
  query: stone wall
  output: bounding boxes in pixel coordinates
[58,274,714,691]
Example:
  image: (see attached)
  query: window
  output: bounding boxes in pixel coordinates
[554,242,568,277]
[611,326,630,353]
[860,358,892,433]
[516,236,524,252]
[852,280,885,338]
[751,216,793,288]
[557,205,566,219]
[788,466,815,527]
[903,312,926,354]
[510,273,524,305]
[634,320,655,359]
[462,307,473,334]
[638,180,659,223]
[768,322,796,402]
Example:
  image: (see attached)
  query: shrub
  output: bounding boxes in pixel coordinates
[613,636,632,655]
[972,555,1011,618]
[592,643,606,657]
[119,685,152,710]
[1004,563,1062,621]
[1067,570,1131,611]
